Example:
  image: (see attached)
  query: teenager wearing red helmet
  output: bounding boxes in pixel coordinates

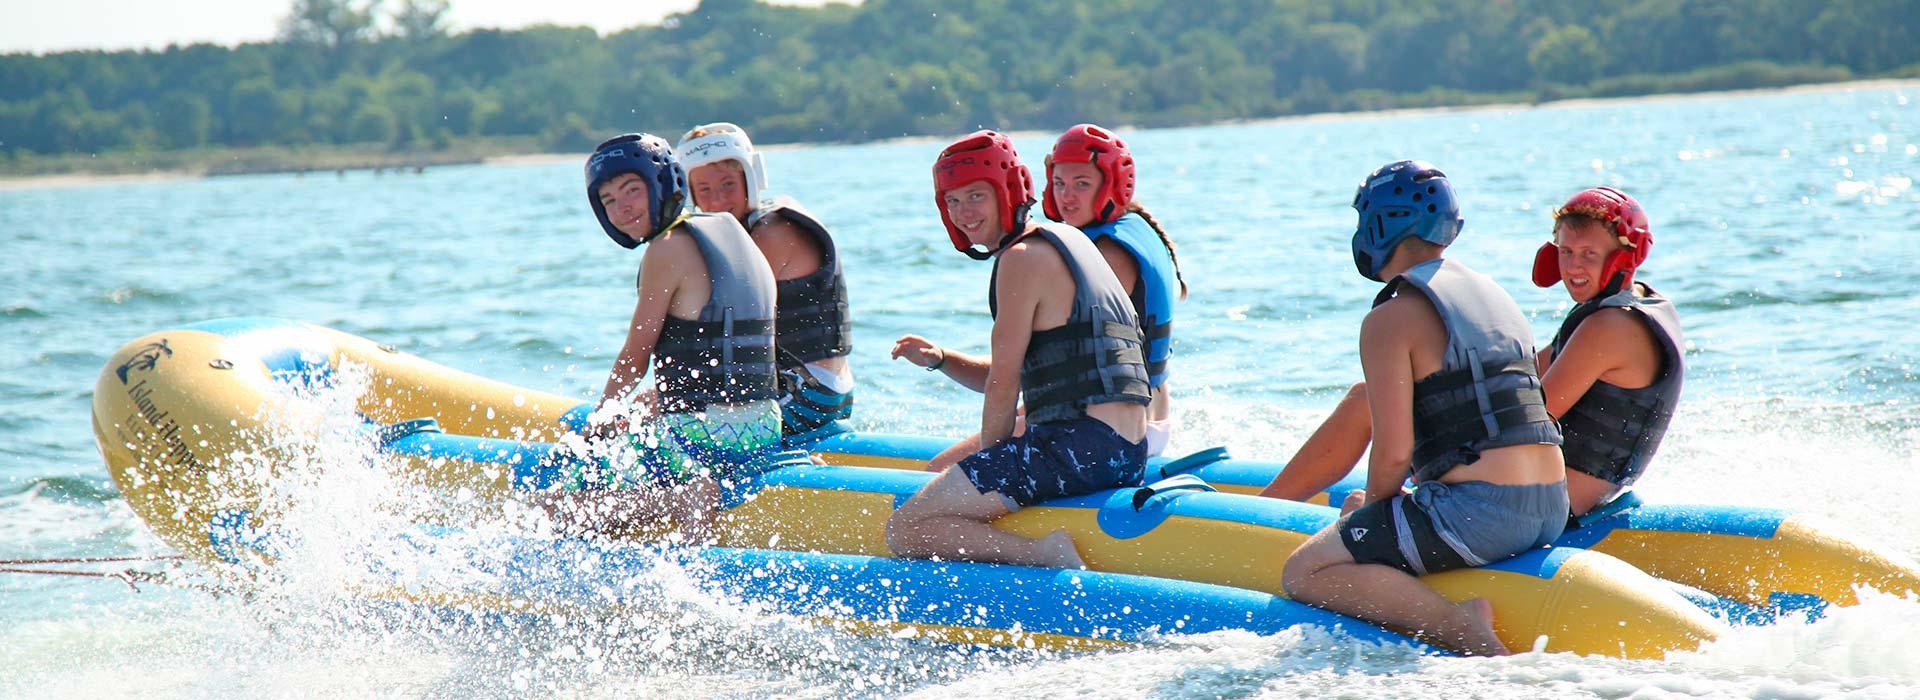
[1044,124,1188,456]
[886,131,1152,569]
[1278,160,1566,656]
[675,123,856,445]
[912,124,1189,471]
[1531,186,1683,518]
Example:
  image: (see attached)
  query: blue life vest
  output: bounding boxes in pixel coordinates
[990,222,1153,425]
[652,213,780,413]
[1549,283,1684,486]
[1380,258,1562,482]
[1081,212,1177,387]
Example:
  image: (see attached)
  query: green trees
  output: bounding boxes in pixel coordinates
[1,0,1914,164]
[393,0,453,43]
[1529,25,1606,87]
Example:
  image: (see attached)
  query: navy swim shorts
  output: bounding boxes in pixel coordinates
[957,416,1147,509]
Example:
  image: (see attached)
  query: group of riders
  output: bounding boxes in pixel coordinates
[537,121,1684,656]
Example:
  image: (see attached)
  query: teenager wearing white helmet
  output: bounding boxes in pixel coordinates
[676,123,856,445]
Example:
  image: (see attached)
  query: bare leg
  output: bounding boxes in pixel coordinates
[1032,530,1087,570]
[925,416,1027,472]
[1260,382,1372,501]
[1282,524,1510,656]
[925,435,980,473]
[885,466,1083,569]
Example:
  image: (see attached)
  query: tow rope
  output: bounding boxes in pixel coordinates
[0,554,184,592]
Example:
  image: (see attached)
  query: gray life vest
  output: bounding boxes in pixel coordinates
[747,197,852,368]
[989,222,1152,424]
[1549,282,1684,486]
[1380,258,1562,482]
[652,213,780,413]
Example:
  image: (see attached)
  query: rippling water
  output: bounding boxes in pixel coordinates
[3,83,1918,698]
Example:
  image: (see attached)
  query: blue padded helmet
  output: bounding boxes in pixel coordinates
[585,133,689,248]
[1350,160,1464,281]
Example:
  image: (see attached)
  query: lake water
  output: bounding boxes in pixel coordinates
[3,83,1918,698]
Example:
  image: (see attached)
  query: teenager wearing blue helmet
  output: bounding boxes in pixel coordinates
[675,123,855,445]
[1274,160,1568,656]
[540,133,783,538]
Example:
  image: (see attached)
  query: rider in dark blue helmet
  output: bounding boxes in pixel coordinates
[1271,160,1568,657]
[535,133,784,539]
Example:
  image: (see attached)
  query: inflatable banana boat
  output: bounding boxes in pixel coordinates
[804,432,1920,621]
[97,318,1730,658]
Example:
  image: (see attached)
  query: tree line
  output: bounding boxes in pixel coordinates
[2,0,1915,163]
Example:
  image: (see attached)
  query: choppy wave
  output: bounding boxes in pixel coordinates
[92,285,183,306]
[0,305,49,321]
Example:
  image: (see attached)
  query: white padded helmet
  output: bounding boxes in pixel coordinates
[674,122,768,209]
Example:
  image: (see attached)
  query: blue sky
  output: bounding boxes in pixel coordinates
[3,0,848,54]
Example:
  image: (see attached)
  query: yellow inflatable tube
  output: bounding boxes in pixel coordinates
[93,319,1723,658]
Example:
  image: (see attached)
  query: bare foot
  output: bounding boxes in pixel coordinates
[1445,598,1511,656]
[1340,489,1368,515]
[1033,529,1087,570]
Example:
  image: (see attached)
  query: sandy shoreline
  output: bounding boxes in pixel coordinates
[4,78,1912,193]
[0,169,200,192]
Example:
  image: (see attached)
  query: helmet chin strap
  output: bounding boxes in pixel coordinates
[1598,270,1630,298]
[638,208,692,246]
[961,229,1025,261]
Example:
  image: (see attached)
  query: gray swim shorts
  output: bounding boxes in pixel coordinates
[1338,480,1569,576]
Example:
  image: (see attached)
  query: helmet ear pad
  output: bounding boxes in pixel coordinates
[1531,242,1561,287]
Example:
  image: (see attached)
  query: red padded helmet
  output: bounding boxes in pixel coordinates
[1532,186,1653,291]
[1043,123,1136,225]
[933,130,1034,259]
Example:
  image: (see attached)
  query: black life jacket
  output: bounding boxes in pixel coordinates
[652,213,780,413]
[749,197,852,368]
[989,223,1152,424]
[1549,282,1684,486]
[1383,258,1562,482]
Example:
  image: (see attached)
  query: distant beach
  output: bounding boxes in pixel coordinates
[3,78,1912,193]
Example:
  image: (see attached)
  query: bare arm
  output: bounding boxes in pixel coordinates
[1540,309,1657,418]
[892,335,993,392]
[980,245,1045,446]
[1359,301,1417,504]
[750,217,824,280]
[597,242,681,413]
